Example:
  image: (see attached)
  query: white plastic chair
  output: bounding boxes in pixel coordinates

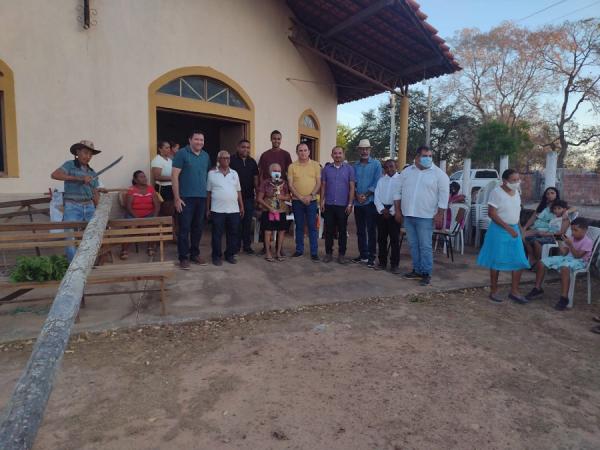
[473,204,490,248]
[541,226,600,308]
[434,204,470,260]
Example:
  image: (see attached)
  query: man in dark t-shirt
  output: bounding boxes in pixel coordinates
[258,130,292,181]
[230,139,259,254]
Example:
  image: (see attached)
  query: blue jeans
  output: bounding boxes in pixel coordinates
[239,197,255,251]
[354,202,377,261]
[177,197,206,261]
[63,200,96,262]
[404,216,434,276]
[292,200,318,256]
[211,212,241,260]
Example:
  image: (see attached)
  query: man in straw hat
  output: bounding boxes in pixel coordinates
[51,140,102,261]
[352,139,382,268]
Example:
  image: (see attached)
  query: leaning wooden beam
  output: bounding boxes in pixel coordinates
[0,194,112,450]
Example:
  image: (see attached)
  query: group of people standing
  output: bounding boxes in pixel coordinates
[145,129,450,286]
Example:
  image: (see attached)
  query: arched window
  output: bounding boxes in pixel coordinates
[298,109,320,161]
[157,75,249,109]
[0,59,18,177]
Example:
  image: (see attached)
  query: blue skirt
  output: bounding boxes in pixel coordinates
[477,222,530,271]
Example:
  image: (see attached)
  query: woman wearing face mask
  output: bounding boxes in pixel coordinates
[257,163,291,262]
[477,169,530,304]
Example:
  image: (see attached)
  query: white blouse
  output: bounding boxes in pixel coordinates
[488,186,521,225]
[151,155,172,186]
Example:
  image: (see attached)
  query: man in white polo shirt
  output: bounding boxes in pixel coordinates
[207,150,244,266]
[394,146,449,285]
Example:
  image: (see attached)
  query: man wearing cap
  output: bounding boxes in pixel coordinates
[352,139,382,268]
[51,140,102,262]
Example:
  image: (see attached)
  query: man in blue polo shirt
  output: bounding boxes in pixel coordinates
[172,130,211,269]
[352,139,382,268]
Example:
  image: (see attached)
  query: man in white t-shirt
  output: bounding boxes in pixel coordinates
[207,150,244,265]
[394,146,449,285]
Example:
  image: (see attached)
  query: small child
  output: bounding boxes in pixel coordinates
[526,217,594,310]
[526,200,571,264]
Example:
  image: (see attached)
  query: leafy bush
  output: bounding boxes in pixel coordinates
[9,255,69,282]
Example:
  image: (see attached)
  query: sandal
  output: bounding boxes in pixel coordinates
[592,316,600,323]
[119,250,129,260]
[265,256,275,262]
[276,256,285,262]
[591,325,600,334]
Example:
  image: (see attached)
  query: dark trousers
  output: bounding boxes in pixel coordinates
[324,205,348,255]
[354,202,377,260]
[177,197,206,261]
[211,212,241,260]
[377,211,400,267]
[239,197,255,251]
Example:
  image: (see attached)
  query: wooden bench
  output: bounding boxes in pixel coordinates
[0,217,176,315]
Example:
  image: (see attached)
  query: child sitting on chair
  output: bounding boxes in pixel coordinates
[525,200,571,265]
[526,217,594,310]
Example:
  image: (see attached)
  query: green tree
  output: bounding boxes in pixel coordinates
[336,123,354,150]
[472,120,532,165]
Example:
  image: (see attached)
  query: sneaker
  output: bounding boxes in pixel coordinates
[323,254,333,263]
[352,257,368,264]
[525,287,544,300]
[554,296,569,311]
[509,293,528,305]
[190,256,207,266]
[292,251,303,258]
[390,266,402,275]
[403,271,423,279]
[489,293,503,303]
[225,256,237,264]
[367,260,375,268]
[179,259,191,270]
[419,275,431,286]
[244,248,255,255]
[311,255,320,262]
[337,255,349,265]
[212,258,223,266]
[373,263,386,271]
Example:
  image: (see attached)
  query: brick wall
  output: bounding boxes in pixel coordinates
[520,173,538,203]
[561,171,600,206]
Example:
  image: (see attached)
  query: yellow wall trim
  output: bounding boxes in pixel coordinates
[298,108,320,161]
[148,66,255,161]
[0,59,19,177]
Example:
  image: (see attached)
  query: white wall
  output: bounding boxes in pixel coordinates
[0,0,337,195]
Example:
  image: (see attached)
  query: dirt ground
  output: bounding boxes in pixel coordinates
[1,283,600,450]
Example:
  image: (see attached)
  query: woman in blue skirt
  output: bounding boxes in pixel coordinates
[477,169,530,303]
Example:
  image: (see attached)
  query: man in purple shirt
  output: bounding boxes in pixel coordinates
[320,146,355,264]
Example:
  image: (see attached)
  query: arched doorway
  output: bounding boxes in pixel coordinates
[0,59,18,177]
[298,109,320,161]
[148,67,254,166]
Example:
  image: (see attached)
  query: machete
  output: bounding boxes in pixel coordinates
[92,155,123,180]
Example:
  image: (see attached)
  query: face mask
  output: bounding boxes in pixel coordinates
[506,181,521,192]
[420,156,433,168]
[271,171,281,180]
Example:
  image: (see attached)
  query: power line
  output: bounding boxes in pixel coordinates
[517,0,567,22]
[549,0,600,22]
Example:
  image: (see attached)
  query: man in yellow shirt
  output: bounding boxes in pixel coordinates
[288,143,321,261]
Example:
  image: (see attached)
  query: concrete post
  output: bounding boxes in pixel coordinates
[545,151,558,190]
[499,155,509,176]
[397,94,409,169]
[462,158,472,200]
[440,159,447,173]
[0,194,112,450]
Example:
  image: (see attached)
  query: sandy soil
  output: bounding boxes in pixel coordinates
[1,285,600,450]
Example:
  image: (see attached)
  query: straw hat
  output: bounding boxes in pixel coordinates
[357,139,372,148]
[70,140,101,156]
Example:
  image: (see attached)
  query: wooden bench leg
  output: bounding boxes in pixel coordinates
[160,278,166,316]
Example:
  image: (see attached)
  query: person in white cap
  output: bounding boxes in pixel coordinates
[352,139,382,268]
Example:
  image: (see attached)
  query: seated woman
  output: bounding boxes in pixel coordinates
[523,187,576,264]
[257,163,291,262]
[526,217,594,310]
[120,170,161,259]
[528,199,570,262]
[443,181,467,229]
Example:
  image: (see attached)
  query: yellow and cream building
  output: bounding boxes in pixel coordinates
[0,0,457,196]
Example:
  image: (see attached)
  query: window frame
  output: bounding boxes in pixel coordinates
[0,59,18,177]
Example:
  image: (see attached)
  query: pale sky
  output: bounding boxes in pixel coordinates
[337,0,600,127]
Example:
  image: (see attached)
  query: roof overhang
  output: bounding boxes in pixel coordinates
[286,0,461,104]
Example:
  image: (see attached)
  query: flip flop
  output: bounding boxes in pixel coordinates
[276,256,286,261]
[591,325,600,334]
[265,256,275,262]
[592,316,600,323]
